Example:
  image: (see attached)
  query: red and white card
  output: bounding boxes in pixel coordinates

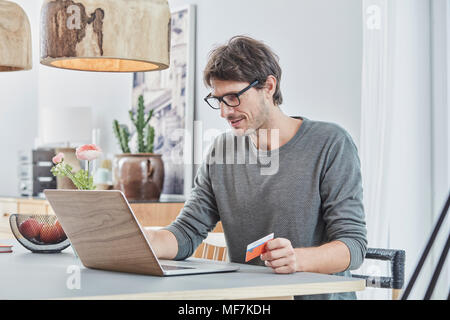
[245,233,274,262]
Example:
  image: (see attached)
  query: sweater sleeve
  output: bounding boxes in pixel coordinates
[319,133,368,271]
[162,145,220,260]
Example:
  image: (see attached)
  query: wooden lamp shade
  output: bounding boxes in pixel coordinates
[40,0,171,72]
[0,0,32,72]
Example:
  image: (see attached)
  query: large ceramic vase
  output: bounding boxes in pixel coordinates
[113,154,164,201]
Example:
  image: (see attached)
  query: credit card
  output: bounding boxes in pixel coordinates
[245,233,274,262]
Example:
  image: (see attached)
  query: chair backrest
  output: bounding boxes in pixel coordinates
[199,232,228,262]
[352,248,406,300]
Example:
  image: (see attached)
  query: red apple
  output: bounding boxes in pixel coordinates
[36,223,44,241]
[54,221,67,240]
[19,218,42,239]
[39,224,61,244]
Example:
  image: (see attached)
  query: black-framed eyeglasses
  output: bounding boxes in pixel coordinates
[204,80,259,110]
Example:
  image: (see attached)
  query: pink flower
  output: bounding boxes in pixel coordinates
[52,152,64,164]
[76,144,102,161]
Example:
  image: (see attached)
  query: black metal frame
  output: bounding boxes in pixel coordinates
[351,191,450,299]
[401,191,450,300]
[352,248,405,289]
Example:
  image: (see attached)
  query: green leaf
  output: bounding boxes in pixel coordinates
[50,160,97,190]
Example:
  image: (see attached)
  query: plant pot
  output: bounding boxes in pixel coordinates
[113,153,164,201]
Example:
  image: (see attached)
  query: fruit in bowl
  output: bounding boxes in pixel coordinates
[39,221,67,244]
[10,214,70,253]
[18,218,43,239]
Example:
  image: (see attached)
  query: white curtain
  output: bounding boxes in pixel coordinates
[357,0,393,300]
[358,0,434,300]
[430,0,450,299]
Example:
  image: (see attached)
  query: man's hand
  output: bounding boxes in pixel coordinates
[144,228,178,260]
[261,239,351,274]
[260,238,297,274]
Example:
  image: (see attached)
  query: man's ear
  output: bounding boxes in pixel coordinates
[264,75,277,102]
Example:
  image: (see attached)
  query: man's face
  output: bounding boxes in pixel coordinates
[210,79,270,136]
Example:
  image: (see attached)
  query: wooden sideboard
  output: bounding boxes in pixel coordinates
[0,197,223,258]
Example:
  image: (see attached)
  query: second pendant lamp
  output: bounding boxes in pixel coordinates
[0,0,32,71]
[40,0,171,72]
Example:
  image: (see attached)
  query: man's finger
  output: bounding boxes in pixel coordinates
[265,257,291,268]
[273,265,296,274]
[261,247,291,261]
[265,238,290,251]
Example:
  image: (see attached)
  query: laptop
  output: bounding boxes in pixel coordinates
[44,189,239,276]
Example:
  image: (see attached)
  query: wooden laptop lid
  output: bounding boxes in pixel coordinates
[44,190,164,276]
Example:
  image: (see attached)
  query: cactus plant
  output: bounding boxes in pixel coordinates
[113,120,131,153]
[146,125,155,153]
[113,95,155,154]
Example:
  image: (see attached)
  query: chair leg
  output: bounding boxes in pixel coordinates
[392,289,402,300]
[222,248,227,261]
[201,244,208,259]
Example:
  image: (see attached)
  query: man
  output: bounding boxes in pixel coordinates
[145,36,367,300]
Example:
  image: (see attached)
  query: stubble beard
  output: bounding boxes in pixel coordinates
[232,97,270,137]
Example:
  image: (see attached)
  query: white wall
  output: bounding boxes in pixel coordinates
[38,68,132,158]
[168,0,363,176]
[0,0,40,197]
[168,0,363,151]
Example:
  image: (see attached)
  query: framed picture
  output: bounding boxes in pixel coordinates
[132,5,196,201]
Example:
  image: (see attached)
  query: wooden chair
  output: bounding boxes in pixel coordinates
[199,232,229,262]
[144,227,229,261]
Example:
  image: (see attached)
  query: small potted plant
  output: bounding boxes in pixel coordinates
[112,95,164,201]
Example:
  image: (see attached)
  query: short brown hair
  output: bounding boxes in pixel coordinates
[203,36,283,106]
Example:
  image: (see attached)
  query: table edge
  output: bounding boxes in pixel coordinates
[59,279,366,300]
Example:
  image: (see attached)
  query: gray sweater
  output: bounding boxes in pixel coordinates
[164,116,367,299]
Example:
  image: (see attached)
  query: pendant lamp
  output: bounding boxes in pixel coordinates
[0,0,32,71]
[40,0,171,72]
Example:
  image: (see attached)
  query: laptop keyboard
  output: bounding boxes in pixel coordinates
[161,264,194,270]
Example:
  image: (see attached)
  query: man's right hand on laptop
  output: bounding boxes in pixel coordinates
[144,228,178,260]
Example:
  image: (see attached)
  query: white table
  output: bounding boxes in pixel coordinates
[0,239,365,300]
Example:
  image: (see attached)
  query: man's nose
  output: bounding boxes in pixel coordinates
[220,103,235,118]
